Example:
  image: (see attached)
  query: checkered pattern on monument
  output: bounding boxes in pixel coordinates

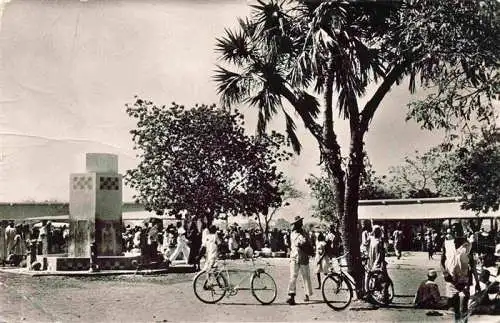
[72,176,93,190]
[99,177,119,190]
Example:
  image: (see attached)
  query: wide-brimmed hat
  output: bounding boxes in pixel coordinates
[291,216,303,225]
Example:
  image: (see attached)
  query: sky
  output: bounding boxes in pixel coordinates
[0,0,448,220]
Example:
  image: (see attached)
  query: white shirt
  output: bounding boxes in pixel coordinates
[289,230,306,260]
[177,227,187,245]
[201,228,210,245]
[202,233,219,261]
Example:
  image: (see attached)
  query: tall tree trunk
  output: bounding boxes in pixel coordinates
[321,58,346,228]
[343,129,365,297]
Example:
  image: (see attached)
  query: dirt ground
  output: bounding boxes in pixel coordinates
[0,252,497,322]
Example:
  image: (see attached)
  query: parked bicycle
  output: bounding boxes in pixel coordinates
[321,253,394,310]
[193,256,277,305]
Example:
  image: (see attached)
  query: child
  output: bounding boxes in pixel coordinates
[314,232,330,289]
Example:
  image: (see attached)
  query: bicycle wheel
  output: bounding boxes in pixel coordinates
[368,273,393,306]
[322,273,353,310]
[251,271,277,305]
[193,270,228,304]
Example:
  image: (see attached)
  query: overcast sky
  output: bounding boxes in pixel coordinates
[0,0,446,218]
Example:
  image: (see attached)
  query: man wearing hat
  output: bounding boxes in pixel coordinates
[286,216,313,305]
[414,269,443,309]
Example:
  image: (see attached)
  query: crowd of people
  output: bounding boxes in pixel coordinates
[120,218,342,271]
[2,216,499,319]
[412,222,500,320]
[0,220,70,266]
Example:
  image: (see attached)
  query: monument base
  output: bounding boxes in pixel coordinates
[44,255,142,271]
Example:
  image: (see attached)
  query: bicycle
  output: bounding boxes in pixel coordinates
[193,256,277,305]
[321,253,394,310]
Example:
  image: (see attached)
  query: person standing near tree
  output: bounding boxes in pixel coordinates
[365,226,389,303]
[187,220,202,271]
[360,220,372,257]
[286,216,313,305]
[314,232,330,289]
[199,225,220,272]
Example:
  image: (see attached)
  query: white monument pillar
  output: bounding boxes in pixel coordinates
[69,153,123,257]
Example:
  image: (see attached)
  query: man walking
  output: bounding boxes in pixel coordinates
[168,221,190,265]
[286,216,313,305]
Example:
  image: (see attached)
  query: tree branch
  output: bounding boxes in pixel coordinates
[360,62,408,132]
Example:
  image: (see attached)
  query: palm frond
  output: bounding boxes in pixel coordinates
[282,109,301,153]
[215,28,252,66]
[247,87,282,135]
[213,66,251,108]
[295,90,320,120]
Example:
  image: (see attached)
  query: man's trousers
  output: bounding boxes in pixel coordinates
[287,260,313,296]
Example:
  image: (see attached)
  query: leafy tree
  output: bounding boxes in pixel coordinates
[215,0,498,296]
[359,157,397,200]
[386,125,500,212]
[125,98,291,224]
[387,150,443,198]
[306,172,338,224]
[254,177,303,235]
[447,127,500,213]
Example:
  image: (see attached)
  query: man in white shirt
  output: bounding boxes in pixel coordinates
[200,225,219,272]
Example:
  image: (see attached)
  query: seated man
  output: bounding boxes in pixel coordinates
[414,269,446,309]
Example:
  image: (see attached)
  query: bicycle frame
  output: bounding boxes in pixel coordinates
[329,253,355,286]
[328,254,387,295]
[215,257,271,294]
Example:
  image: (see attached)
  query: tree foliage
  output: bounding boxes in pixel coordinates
[307,158,395,223]
[125,98,291,223]
[387,149,446,198]
[254,177,303,234]
[444,127,500,213]
[359,157,397,200]
[386,126,500,213]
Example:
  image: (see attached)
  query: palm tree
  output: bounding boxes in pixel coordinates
[214,0,499,297]
[214,0,394,296]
